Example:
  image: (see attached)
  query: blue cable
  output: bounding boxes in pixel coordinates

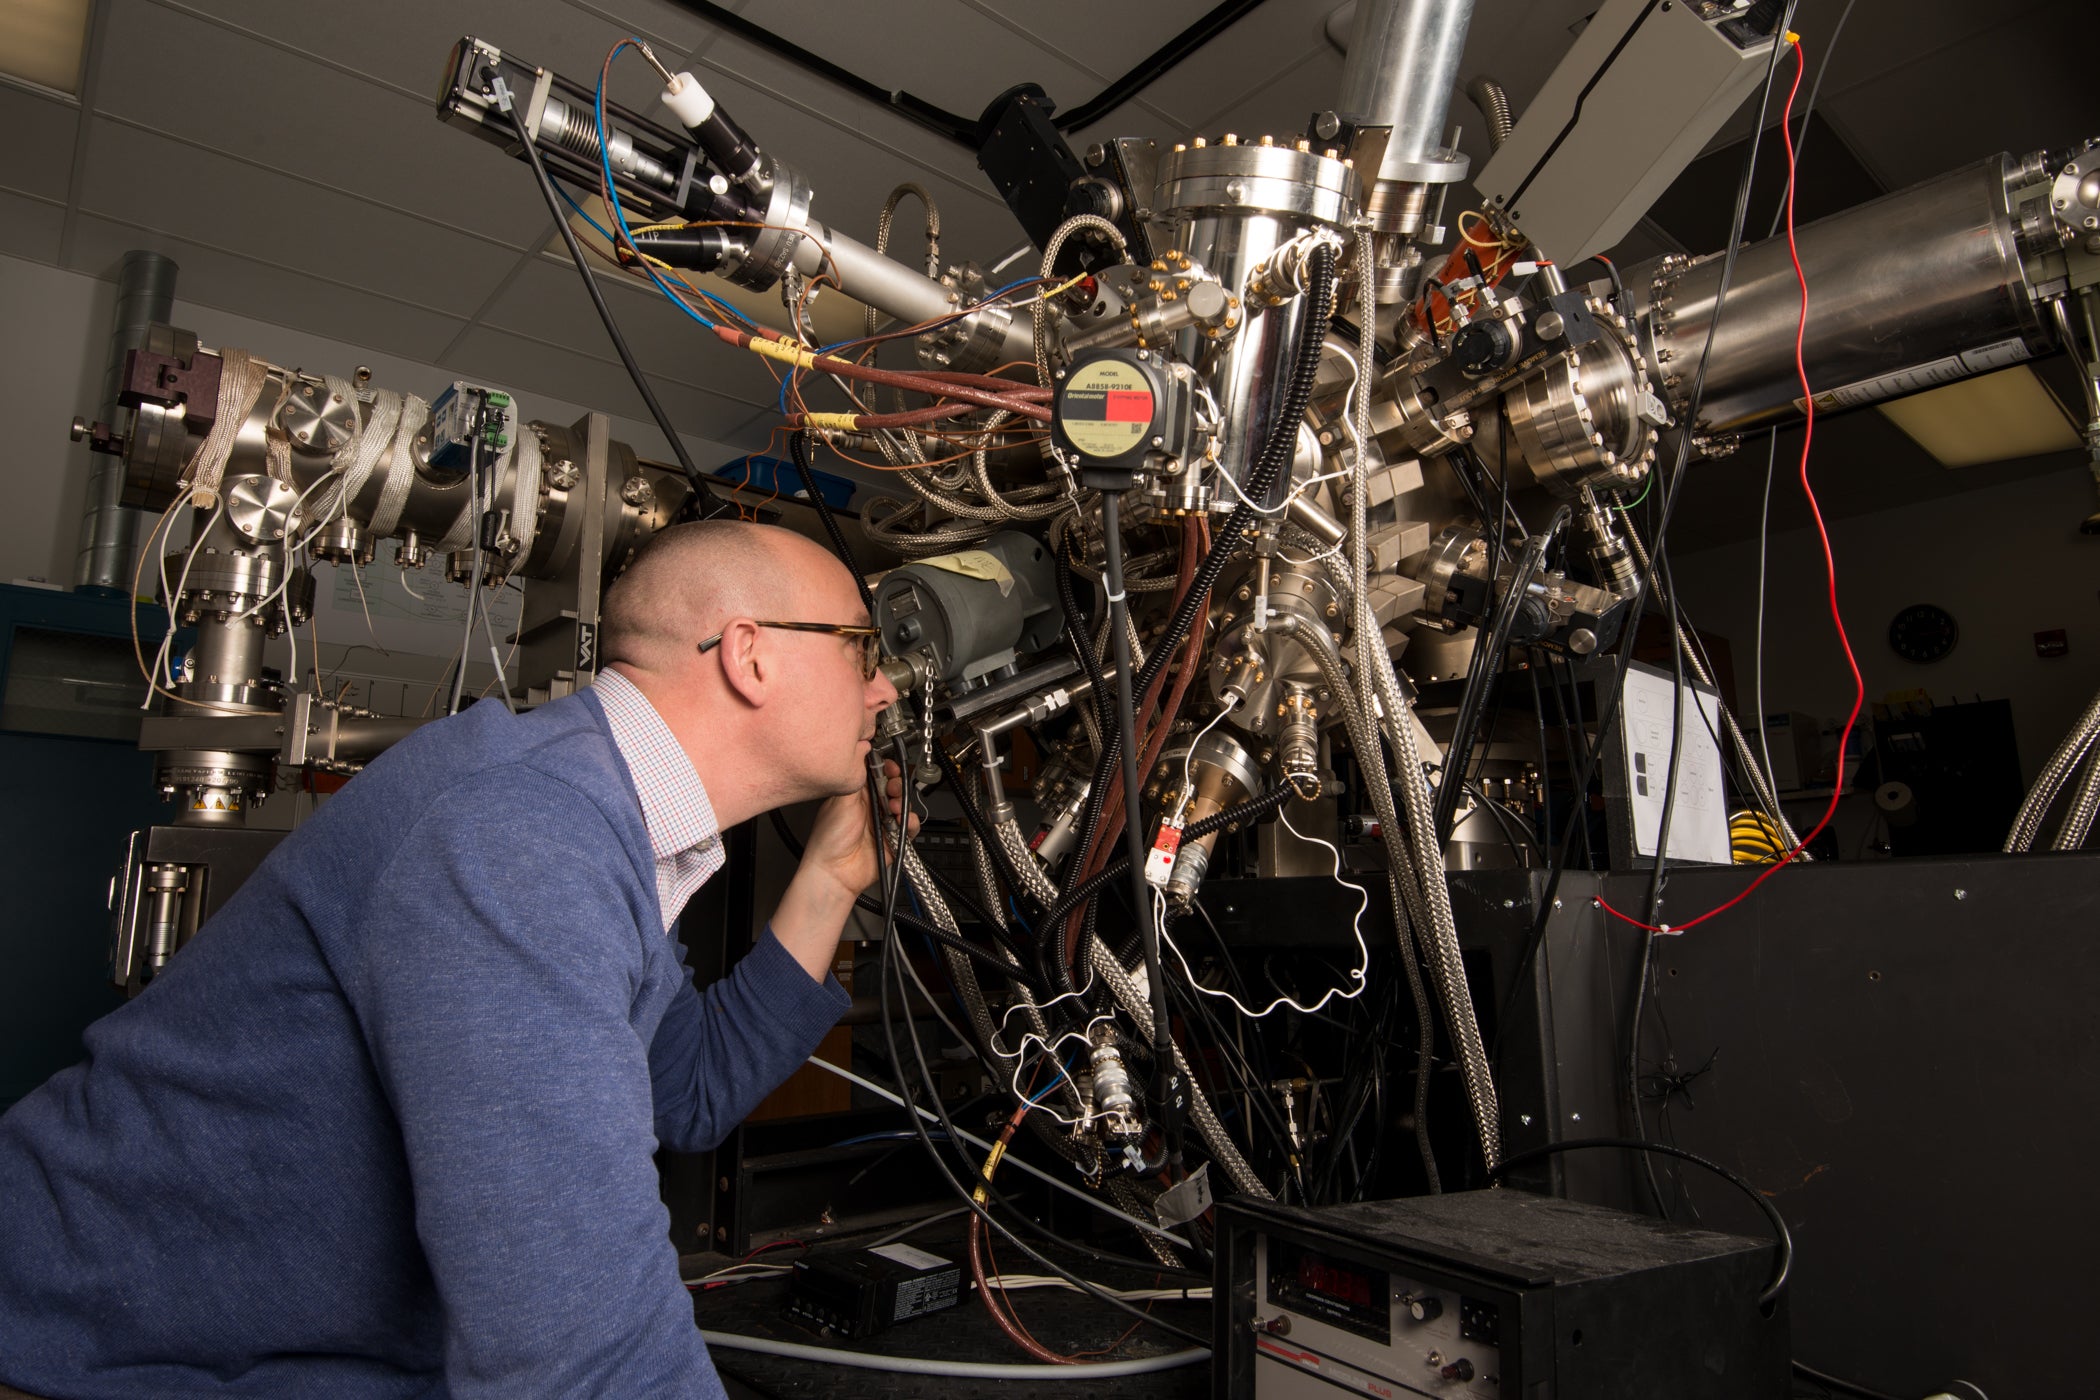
[831,1130,946,1148]
[1025,1052,1080,1107]
[558,177,751,331]
[594,41,718,332]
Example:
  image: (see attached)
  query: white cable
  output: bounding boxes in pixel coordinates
[400,568,429,602]
[802,1057,1191,1248]
[983,1274,1212,1302]
[154,498,227,692]
[1158,808,1369,1022]
[699,1331,1207,1379]
[1168,696,1240,828]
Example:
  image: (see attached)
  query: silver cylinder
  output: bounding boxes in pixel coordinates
[793,218,1037,368]
[1337,0,1476,184]
[1630,155,2053,436]
[1182,212,1316,490]
[76,250,177,593]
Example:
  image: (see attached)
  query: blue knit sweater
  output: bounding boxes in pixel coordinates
[0,690,848,1398]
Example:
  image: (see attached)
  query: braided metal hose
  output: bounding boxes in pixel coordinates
[1277,612,1437,1188]
[1034,214,1130,390]
[2050,747,2100,850]
[868,181,943,340]
[860,497,1002,554]
[1083,938,1268,1199]
[2006,685,2100,851]
[970,410,1073,522]
[1350,226,1502,1171]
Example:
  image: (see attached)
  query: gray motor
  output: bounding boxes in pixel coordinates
[874,531,1061,686]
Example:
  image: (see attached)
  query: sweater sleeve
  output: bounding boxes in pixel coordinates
[649,925,850,1153]
[346,772,719,1400]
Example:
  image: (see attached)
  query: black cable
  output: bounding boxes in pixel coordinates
[1052,0,1269,131]
[1630,557,1689,1217]
[662,2,976,146]
[1038,785,1296,938]
[877,891,1215,1335]
[1095,489,1179,1160]
[1490,0,1802,1059]
[1434,511,1568,841]
[1789,1361,1906,1400]
[765,810,1046,994]
[791,431,871,611]
[488,69,729,521]
[1487,1136,1791,1307]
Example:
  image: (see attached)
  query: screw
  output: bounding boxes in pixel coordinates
[1571,1112,1582,1122]
[1502,899,1515,909]
[1953,888,1966,900]
[1520,1114,1533,1126]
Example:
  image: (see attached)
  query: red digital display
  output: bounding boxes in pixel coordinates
[1298,1255,1375,1308]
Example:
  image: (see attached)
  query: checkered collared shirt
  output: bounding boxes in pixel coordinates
[592,667,725,932]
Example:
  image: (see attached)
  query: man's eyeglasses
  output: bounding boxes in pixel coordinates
[697,620,883,680]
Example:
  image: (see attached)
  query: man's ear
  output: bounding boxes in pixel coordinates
[715,620,770,708]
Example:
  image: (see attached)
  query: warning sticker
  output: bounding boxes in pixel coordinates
[1059,359,1156,459]
[1793,337,2035,415]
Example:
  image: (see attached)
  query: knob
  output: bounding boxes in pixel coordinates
[1441,1358,1475,1382]
[1408,1295,1443,1322]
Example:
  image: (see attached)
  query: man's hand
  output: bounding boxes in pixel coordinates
[769,762,916,982]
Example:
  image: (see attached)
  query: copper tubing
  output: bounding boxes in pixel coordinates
[714,325,1052,422]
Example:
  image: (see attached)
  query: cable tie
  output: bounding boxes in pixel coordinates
[1104,588,1127,604]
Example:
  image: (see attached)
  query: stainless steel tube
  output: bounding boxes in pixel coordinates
[1630,155,2053,436]
[76,251,178,593]
[1336,0,1477,182]
[792,218,1037,366]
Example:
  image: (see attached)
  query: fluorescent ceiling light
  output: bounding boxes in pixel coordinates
[0,0,90,97]
[1877,364,2082,468]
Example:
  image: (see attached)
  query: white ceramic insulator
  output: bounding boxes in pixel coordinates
[661,73,715,129]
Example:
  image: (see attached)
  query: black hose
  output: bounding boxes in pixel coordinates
[489,68,729,521]
[1487,1136,1792,1308]
[1433,509,1568,841]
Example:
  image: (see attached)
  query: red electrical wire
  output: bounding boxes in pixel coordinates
[1596,35,1864,936]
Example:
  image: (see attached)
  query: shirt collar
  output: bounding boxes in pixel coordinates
[591,667,722,865]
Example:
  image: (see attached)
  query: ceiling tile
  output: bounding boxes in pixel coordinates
[0,83,79,201]
[0,189,65,263]
[1817,15,2098,191]
[75,118,514,316]
[62,212,467,364]
[96,0,548,250]
[164,0,671,108]
[966,0,1221,126]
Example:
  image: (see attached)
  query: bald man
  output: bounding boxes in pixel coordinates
[0,522,900,1400]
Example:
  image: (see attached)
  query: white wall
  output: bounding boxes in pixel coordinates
[1668,463,2100,786]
